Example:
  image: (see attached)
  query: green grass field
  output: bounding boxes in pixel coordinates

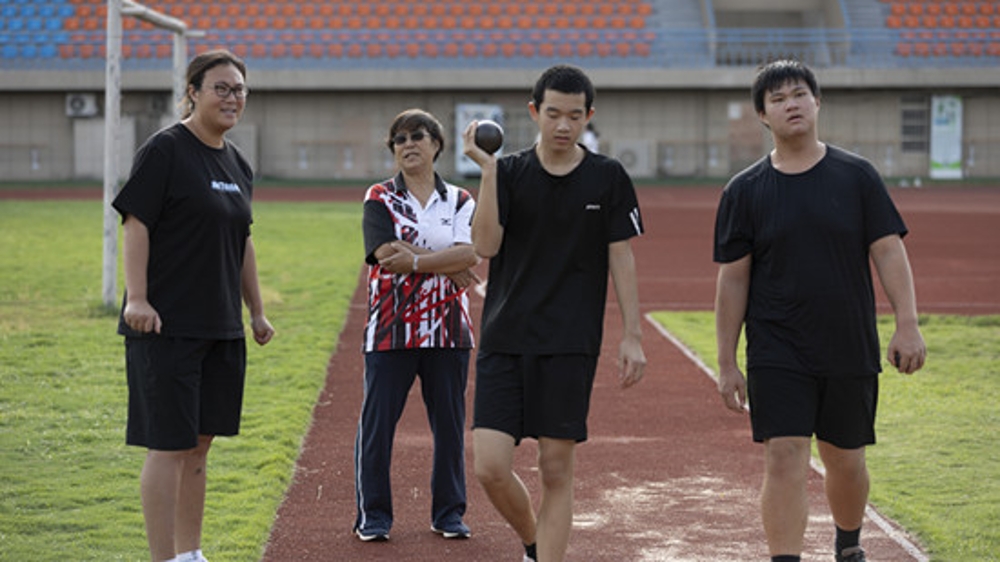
[0,200,364,561]
[649,311,1000,562]
[1,200,997,561]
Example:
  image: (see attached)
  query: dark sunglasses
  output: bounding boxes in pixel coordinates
[392,131,427,145]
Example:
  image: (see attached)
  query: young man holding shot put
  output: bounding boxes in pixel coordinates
[462,64,646,562]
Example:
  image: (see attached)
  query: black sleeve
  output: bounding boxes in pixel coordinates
[112,137,172,230]
[362,199,397,265]
[713,180,753,263]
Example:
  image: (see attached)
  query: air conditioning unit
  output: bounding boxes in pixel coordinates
[612,139,654,178]
[66,93,99,117]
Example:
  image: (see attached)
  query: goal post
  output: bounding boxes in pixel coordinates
[102,0,203,308]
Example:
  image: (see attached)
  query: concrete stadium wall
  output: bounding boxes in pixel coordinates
[3,78,999,182]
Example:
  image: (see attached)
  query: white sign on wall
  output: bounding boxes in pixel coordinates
[929,95,962,179]
[455,103,503,177]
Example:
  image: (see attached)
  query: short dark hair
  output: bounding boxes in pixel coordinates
[531,64,595,112]
[386,108,445,161]
[182,49,247,118]
[751,59,820,114]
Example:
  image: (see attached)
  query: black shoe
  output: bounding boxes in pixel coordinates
[836,546,866,562]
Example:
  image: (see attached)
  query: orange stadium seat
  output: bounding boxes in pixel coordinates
[890,3,906,16]
[908,3,924,15]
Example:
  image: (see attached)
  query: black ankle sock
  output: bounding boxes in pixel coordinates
[772,556,801,562]
[524,543,537,561]
[836,525,862,553]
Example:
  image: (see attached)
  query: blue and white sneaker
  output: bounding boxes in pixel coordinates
[355,527,389,542]
[431,522,471,539]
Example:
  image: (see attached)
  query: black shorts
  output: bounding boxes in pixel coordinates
[473,352,598,444]
[125,336,246,451]
[747,368,878,449]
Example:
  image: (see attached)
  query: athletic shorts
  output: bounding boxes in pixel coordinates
[473,352,598,444]
[747,368,878,449]
[125,336,247,451]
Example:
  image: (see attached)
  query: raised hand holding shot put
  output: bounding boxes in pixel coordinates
[462,64,646,562]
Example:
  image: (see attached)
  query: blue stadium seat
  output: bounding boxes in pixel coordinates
[39,43,58,59]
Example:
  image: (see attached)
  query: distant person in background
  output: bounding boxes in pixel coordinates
[353,108,480,543]
[581,122,600,153]
[713,59,925,562]
[114,49,274,562]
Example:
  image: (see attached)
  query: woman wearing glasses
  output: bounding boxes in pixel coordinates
[112,49,274,562]
[353,109,480,542]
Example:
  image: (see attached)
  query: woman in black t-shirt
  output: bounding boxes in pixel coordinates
[113,50,274,562]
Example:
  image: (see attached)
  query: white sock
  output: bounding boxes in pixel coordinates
[176,550,205,562]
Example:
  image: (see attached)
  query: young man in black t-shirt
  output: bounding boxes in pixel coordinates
[714,60,926,562]
[463,64,646,562]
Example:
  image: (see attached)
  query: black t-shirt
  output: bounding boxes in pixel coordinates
[714,145,907,377]
[113,123,254,339]
[480,147,644,355]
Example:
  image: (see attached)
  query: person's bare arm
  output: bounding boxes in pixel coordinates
[121,215,162,334]
[241,237,274,346]
[715,255,751,412]
[870,234,926,373]
[609,240,646,388]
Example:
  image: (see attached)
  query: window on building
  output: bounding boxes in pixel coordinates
[901,95,929,153]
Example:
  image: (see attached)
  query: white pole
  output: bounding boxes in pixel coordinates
[172,32,187,121]
[102,0,123,308]
[102,0,200,307]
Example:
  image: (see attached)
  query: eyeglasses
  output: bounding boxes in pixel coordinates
[392,131,427,145]
[212,82,250,100]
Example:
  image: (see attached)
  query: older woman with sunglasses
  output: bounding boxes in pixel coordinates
[112,50,274,562]
[353,109,480,543]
